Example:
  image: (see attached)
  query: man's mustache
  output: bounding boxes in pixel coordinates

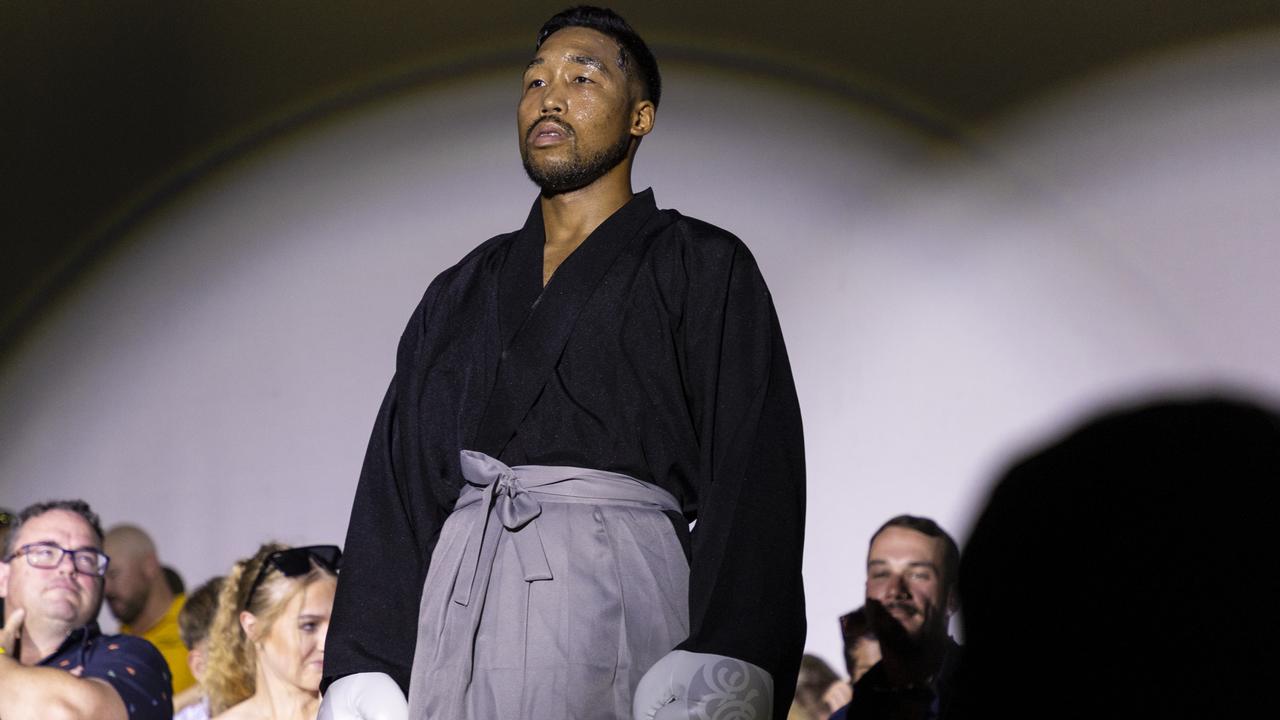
[526,116,575,142]
[883,601,920,617]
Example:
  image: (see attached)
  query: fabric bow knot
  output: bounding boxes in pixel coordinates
[491,470,542,530]
[452,450,553,610]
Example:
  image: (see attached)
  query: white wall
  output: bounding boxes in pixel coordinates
[4,34,1279,670]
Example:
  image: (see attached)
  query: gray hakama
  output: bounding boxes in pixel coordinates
[407,450,689,719]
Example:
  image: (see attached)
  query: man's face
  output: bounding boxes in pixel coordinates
[865,526,954,646]
[103,541,150,625]
[518,26,646,194]
[0,509,103,630]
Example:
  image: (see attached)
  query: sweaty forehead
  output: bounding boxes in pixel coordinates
[532,26,622,69]
[17,510,99,550]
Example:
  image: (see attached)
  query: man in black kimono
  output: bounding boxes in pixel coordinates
[319,7,805,720]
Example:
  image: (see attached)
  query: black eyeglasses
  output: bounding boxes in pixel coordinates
[243,545,341,610]
[4,542,111,577]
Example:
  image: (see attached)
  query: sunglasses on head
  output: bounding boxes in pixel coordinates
[243,544,341,611]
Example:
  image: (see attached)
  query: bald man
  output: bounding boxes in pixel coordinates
[104,525,196,699]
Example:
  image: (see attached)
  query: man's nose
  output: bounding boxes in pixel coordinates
[540,83,565,115]
[889,573,910,597]
[54,551,79,575]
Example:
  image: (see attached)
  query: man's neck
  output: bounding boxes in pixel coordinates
[538,165,634,265]
[17,617,78,665]
[128,583,175,635]
[879,634,950,689]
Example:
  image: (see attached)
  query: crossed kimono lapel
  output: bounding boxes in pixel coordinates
[472,189,658,457]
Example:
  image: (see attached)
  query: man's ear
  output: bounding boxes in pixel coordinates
[630,99,655,139]
[946,585,960,618]
[142,553,162,581]
[0,561,9,600]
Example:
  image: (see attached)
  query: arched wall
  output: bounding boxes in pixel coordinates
[4,35,1279,669]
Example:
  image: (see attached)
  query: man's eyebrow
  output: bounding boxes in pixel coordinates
[567,54,607,72]
[524,54,611,74]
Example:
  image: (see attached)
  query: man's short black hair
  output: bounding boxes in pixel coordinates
[536,6,662,108]
[870,514,961,597]
[2,499,106,558]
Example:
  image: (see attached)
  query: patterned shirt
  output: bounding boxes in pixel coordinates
[39,621,174,720]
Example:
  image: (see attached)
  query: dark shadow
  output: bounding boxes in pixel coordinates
[949,394,1280,718]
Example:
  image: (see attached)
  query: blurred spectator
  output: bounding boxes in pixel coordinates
[0,507,13,549]
[0,499,173,719]
[793,653,841,719]
[0,506,13,620]
[832,515,961,720]
[164,566,186,596]
[105,524,196,696]
[174,576,224,720]
[204,543,339,719]
[949,396,1280,719]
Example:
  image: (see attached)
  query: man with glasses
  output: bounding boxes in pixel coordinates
[0,499,173,720]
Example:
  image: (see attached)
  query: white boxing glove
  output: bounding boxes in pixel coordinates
[633,650,774,720]
[317,672,409,720]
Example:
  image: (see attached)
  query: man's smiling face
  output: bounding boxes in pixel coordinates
[865,525,954,644]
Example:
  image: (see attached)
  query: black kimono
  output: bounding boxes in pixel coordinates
[325,189,806,719]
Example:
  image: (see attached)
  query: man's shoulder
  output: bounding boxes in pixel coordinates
[80,631,174,719]
[660,209,742,247]
[401,229,518,323]
[648,208,756,270]
[428,230,519,289]
[88,629,169,667]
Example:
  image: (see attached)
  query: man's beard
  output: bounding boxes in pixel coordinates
[108,591,146,626]
[521,119,632,196]
[869,599,932,648]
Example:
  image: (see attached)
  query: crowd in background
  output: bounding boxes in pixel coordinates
[3,392,1278,720]
[0,504,339,720]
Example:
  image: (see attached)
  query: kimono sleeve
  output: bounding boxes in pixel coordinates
[322,291,452,697]
[674,227,807,720]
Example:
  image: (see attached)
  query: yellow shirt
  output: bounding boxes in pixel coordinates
[123,593,196,695]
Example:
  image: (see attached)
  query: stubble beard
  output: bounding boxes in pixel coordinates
[521,122,632,196]
[108,590,146,626]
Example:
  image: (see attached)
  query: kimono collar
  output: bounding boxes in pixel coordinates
[476,188,660,457]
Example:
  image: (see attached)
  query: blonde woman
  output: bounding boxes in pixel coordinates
[205,544,340,720]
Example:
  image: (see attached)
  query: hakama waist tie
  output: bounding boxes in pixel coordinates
[449,449,682,683]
